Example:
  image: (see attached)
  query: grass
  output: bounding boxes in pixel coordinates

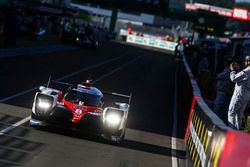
[243,115,250,133]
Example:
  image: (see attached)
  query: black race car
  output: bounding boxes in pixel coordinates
[75,33,99,49]
[61,31,99,49]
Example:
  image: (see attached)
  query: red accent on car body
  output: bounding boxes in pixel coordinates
[63,100,103,123]
[57,91,63,102]
[81,82,92,88]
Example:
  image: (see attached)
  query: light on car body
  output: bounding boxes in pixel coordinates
[37,99,51,110]
[106,113,121,126]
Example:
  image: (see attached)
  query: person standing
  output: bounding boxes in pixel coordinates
[214,59,234,123]
[127,26,133,35]
[228,56,250,130]
[175,40,184,57]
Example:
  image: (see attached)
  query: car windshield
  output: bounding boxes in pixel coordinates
[64,90,102,107]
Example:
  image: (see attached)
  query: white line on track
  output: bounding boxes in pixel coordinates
[171,58,181,167]
[93,56,142,83]
[56,54,129,81]
[0,87,39,103]
[0,53,143,135]
[0,116,31,135]
[0,51,136,103]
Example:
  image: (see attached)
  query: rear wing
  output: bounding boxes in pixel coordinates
[45,77,132,104]
[102,90,132,105]
[49,80,73,87]
[45,76,73,88]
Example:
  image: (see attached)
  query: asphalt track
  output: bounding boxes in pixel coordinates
[0,42,186,167]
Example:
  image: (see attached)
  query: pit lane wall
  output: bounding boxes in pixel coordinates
[181,56,250,167]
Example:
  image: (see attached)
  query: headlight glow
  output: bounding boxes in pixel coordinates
[106,113,121,126]
[76,37,79,41]
[37,99,51,110]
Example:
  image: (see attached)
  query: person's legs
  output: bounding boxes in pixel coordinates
[228,106,237,129]
[222,96,231,125]
[214,91,227,119]
[228,92,242,129]
[237,97,250,129]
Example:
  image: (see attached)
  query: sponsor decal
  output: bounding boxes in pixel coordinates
[126,35,178,51]
[232,7,248,21]
[72,105,87,111]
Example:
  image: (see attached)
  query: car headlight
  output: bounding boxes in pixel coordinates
[106,113,121,126]
[37,98,52,110]
[76,37,79,41]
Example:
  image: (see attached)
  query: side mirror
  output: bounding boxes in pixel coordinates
[39,86,46,92]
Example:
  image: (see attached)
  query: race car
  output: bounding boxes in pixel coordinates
[75,34,100,49]
[30,80,131,143]
[61,31,99,49]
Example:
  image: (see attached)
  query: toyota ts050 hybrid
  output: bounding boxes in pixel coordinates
[30,80,131,143]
